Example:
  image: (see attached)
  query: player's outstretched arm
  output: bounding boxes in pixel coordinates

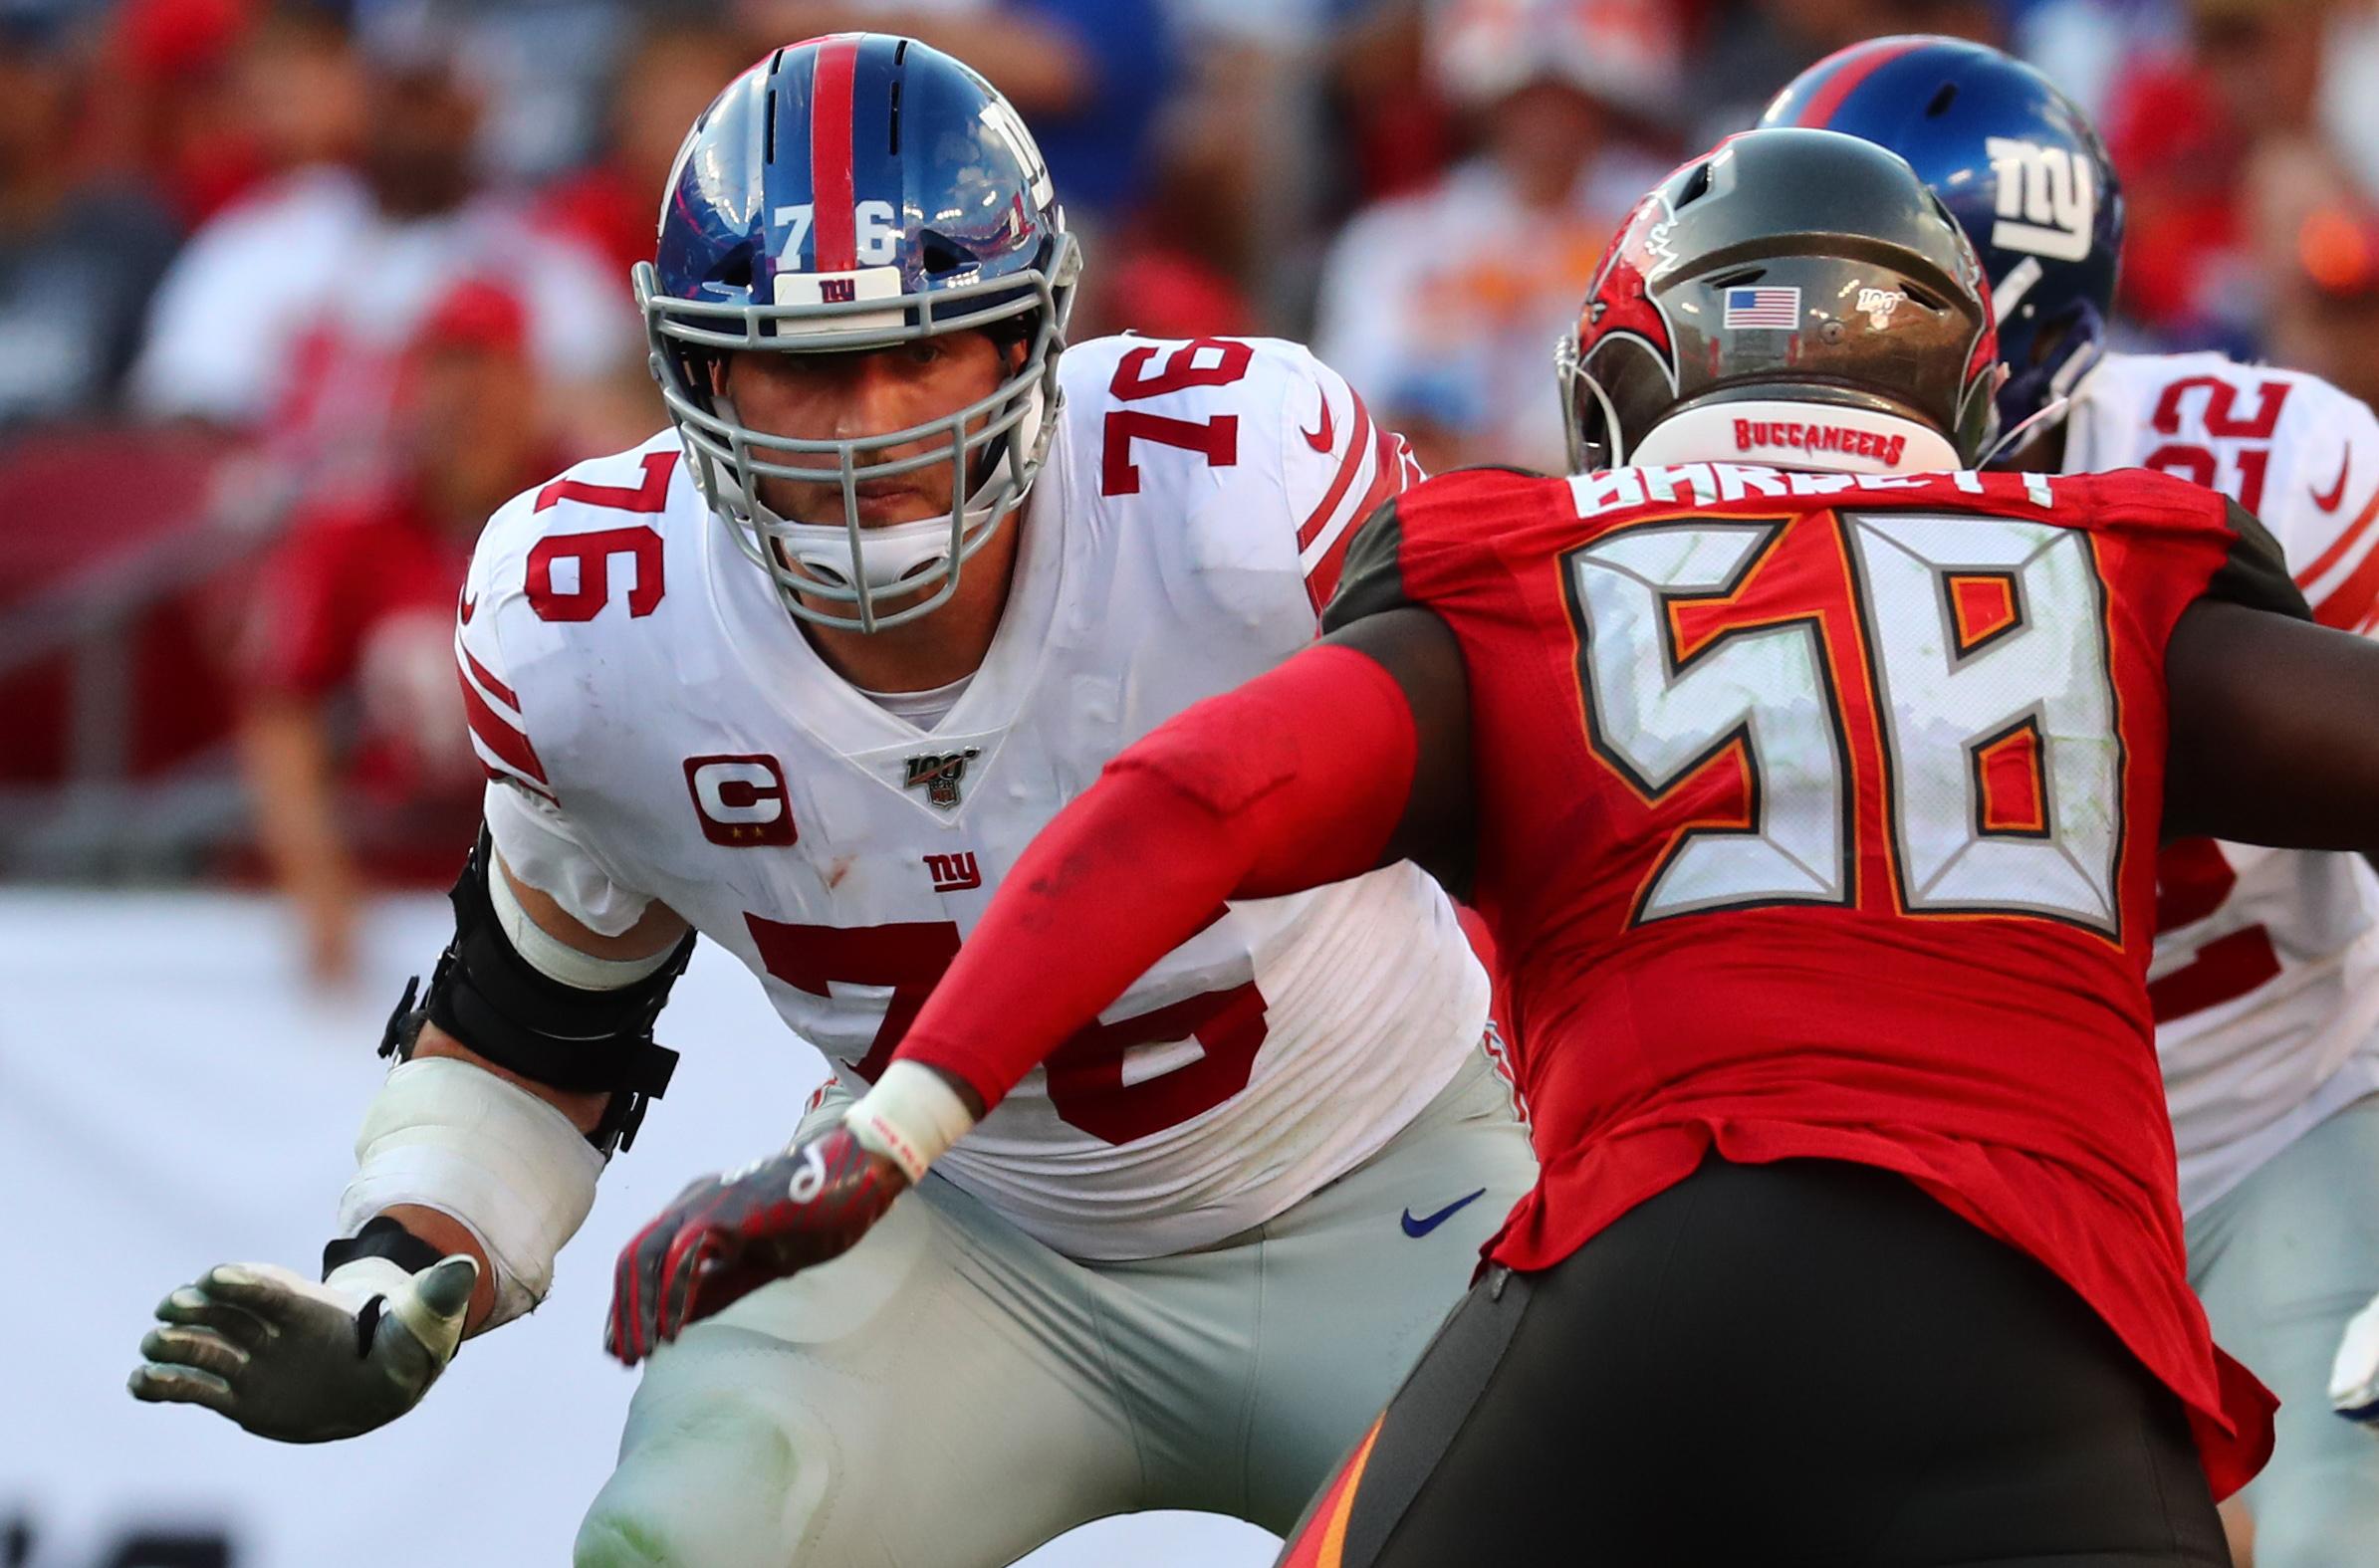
[600,607,1476,1360]
[131,835,693,1441]
[891,605,1473,1120]
[2163,598,2379,854]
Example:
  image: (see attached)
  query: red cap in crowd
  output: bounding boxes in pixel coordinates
[410,279,531,358]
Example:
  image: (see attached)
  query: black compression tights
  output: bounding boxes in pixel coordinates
[1283,1156,2230,1567]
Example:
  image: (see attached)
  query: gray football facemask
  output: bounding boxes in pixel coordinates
[636,234,1081,635]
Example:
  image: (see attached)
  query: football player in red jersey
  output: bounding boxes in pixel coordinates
[601,127,2379,1561]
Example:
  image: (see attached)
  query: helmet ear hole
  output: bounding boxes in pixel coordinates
[1572,365,1625,472]
[919,230,973,277]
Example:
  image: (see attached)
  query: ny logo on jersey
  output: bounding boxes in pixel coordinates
[903,749,982,810]
[1984,137,2096,264]
[923,851,983,893]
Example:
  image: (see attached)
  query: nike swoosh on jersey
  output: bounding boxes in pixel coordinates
[2315,450,2353,514]
[1400,1188,1488,1238]
[1302,390,1335,454]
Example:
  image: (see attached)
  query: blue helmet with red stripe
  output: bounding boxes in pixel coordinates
[635,34,1081,632]
[1762,37,2122,455]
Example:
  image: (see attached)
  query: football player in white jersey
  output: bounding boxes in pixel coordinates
[1768,37,2379,1565]
[127,37,1537,1565]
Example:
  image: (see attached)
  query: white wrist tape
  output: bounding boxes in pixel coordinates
[336,1057,603,1328]
[490,857,675,989]
[842,1060,978,1183]
[323,1254,417,1307]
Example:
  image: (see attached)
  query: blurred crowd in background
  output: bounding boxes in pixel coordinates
[1,0,2372,984]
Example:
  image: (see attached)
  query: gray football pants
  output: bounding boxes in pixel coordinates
[574,1047,1538,1567]
[2189,1091,2379,1568]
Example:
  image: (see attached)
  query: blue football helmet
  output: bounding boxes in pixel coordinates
[635,34,1081,632]
[1761,36,2122,454]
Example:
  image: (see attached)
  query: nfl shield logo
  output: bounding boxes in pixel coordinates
[903,749,982,810]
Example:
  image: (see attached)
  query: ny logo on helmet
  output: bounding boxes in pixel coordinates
[904,749,983,810]
[1984,137,2096,264]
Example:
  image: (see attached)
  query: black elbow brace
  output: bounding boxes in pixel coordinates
[379,831,692,1154]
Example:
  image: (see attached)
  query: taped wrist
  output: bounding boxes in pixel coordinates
[384,830,691,1153]
[844,1060,978,1182]
[337,1056,603,1329]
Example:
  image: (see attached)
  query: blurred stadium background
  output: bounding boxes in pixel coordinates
[0,0,2364,1561]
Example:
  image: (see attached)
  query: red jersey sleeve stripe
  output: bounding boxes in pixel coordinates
[2296,485,2379,586]
[1304,427,1409,612]
[2314,536,2379,631]
[459,669,551,786]
[1296,391,1377,552]
[477,760,558,803]
[809,36,861,273]
[456,639,522,714]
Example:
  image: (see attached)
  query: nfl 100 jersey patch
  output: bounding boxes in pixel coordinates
[452,335,1490,1261]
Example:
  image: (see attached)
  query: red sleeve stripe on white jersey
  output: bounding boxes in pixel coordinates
[2298,486,2379,631]
[1301,426,1414,613]
[454,631,555,800]
[458,640,524,712]
[1295,390,1378,553]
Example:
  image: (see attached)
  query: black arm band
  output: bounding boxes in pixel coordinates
[322,1215,446,1280]
[379,830,692,1153]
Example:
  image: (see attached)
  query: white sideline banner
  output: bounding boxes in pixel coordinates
[0,890,1277,1568]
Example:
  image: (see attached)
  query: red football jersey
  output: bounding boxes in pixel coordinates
[1326,460,2302,1497]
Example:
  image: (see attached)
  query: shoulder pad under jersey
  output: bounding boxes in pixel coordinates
[2073,351,2379,629]
[1052,334,1421,636]
[455,433,699,799]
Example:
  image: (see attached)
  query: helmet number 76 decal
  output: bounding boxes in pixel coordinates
[1985,137,2097,264]
[1565,512,2121,933]
[774,201,901,268]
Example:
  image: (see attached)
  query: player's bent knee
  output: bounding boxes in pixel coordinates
[574,1400,822,1568]
[2247,1497,2379,1568]
[2237,1452,2379,1568]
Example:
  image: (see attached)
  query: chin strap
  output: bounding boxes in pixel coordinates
[745,379,1048,597]
[1982,395,2075,469]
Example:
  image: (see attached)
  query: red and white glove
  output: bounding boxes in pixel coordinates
[604,1127,906,1365]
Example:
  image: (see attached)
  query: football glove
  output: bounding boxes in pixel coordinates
[128,1253,476,1443]
[605,1126,905,1365]
[2331,1289,2379,1433]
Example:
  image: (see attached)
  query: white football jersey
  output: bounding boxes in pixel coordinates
[453,334,1489,1259]
[2065,348,2379,1215]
